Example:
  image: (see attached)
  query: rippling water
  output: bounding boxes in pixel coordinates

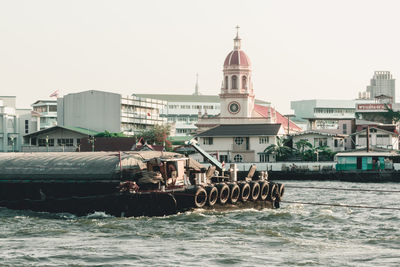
[1,181,399,266]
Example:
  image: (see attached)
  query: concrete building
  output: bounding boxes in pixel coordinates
[31,100,58,130]
[290,131,346,153]
[0,96,39,152]
[366,71,396,103]
[352,127,399,150]
[196,124,284,163]
[57,90,167,136]
[22,125,99,152]
[290,99,378,150]
[136,93,221,136]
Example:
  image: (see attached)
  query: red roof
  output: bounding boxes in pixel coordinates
[224,50,251,67]
[254,104,302,133]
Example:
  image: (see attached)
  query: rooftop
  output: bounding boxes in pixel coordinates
[197,124,282,137]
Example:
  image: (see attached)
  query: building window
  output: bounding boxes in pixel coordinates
[259,137,269,144]
[25,120,29,134]
[342,124,347,134]
[242,76,247,89]
[57,138,74,146]
[225,76,229,89]
[31,138,37,145]
[38,138,54,147]
[234,137,243,145]
[232,75,237,89]
[314,138,328,147]
[203,137,213,145]
[220,155,228,163]
[259,154,268,162]
[49,105,57,112]
[77,139,81,146]
[234,154,243,162]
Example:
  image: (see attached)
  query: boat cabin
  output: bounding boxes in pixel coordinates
[146,157,188,186]
[335,151,399,171]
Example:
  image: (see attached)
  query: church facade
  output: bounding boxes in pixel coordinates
[195,28,301,163]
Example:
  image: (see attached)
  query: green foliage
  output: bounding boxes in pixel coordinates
[135,125,172,150]
[294,139,312,154]
[264,137,292,161]
[94,130,127,137]
[384,104,400,123]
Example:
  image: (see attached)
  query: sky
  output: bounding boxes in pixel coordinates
[1,0,400,114]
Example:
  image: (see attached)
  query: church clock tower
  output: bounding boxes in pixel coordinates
[220,26,255,118]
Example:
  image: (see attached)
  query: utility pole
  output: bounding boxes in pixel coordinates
[284,114,296,135]
[46,135,49,152]
[366,126,370,152]
[88,136,95,152]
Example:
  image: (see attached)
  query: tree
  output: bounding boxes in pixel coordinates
[294,139,312,155]
[95,130,127,137]
[135,125,172,149]
[264,137,292,161]
[384,105,400,123]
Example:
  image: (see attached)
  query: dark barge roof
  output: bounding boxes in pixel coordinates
[0,151,199,182]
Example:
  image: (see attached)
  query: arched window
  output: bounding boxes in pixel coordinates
[242,76,247,89]
[234,154,243,162]
[232,75,237,89]
[225,76,229,89]
[234,137,244,145]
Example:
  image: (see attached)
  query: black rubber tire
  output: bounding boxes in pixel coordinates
[193,187,208,208]
[228,183,240,204]
[238,182,250,202]
[216,183,230,205]
[249,181,260,201]
[277,183,285,201]
[258,181,269,201]
[267,182,278,201]
[205,185,218,206]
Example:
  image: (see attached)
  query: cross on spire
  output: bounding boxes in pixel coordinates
[233,25,241,50]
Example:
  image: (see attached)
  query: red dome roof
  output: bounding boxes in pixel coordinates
[223,50,251,68]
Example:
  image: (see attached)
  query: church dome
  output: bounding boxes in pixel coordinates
[223,50,251,67]
[223,26,251,68]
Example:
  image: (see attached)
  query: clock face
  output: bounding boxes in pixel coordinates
[228,102,240,114]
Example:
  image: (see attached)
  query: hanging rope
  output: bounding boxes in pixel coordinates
[284,185,400,193]
[282,200,400,211]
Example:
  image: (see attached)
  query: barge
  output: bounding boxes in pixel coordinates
[0,151,283,217]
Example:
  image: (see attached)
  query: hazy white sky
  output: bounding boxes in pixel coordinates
[1,0,400,113]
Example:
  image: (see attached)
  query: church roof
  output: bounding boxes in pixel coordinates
[254,104,302,132]
[223,50,251,67]
[196,124,282,137]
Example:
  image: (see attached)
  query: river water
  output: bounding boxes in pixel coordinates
[0,180,399,266]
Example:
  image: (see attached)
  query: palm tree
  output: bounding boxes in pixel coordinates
[294,139,312,154]
[264,137,292,161]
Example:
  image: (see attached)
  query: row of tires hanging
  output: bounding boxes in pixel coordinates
[173,181,285,210]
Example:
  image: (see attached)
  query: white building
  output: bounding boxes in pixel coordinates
[352,127,399,150]
[290,131,346,153]
[57,90,167,136]
[366,71,396,103]
[136,93,221,136]
[0,96,39,152]
[31,100,58,130]
[22,125,99,152]
[196,124,284,163]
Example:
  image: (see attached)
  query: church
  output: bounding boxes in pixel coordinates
[195,27,301,163]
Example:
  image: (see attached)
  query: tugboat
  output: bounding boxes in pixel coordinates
[0,145,284,217]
